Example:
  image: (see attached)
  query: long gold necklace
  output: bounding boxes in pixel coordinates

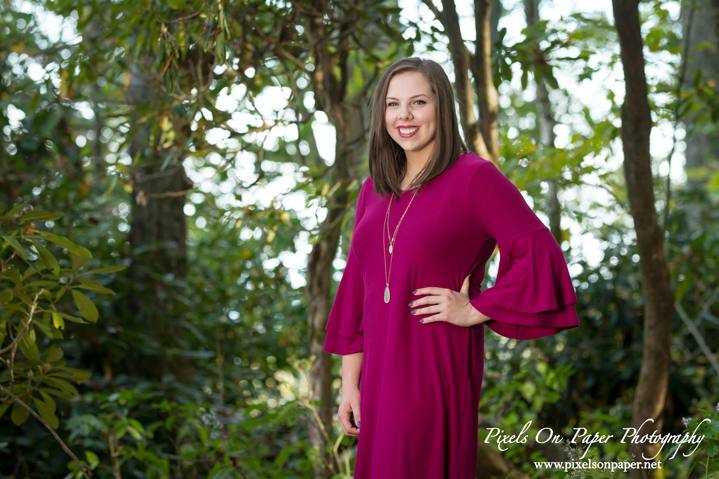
[382,187,420,303]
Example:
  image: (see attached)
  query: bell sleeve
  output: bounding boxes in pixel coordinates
[323,179,368,355]
[467,162,580,340]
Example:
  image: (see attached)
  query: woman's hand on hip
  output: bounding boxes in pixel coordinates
[410,274,488,327]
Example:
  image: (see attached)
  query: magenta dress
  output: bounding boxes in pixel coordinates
[323,152,579,479]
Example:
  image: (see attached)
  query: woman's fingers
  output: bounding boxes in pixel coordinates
[352,397,361,431]
[339,408,357,436]
[409,290,447,308]
[340,411,359,436]
[338,391,361,437]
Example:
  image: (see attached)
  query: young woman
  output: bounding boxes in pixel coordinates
[323,57,579,478]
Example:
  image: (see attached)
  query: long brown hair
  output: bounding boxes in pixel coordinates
[368,57,467,199]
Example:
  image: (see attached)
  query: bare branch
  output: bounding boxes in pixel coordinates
[0,289,44,356]
[420,0,442,19]
[675,301,719,377]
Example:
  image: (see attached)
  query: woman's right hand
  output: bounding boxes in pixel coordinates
[338,386,361,437]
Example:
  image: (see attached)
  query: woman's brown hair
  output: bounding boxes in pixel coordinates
[368,57,467,199]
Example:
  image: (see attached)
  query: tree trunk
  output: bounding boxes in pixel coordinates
[476,442,530,479]
[303,3,370,476]
[682,0,719,189]
[126,65,193,383]
[524,0,562,245]
[489,0,502,57]
[473,0,500,166]
[611,1,675,476]
[306,101,365,479]
[431,0,490,158]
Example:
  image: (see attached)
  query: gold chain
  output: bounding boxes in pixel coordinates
[382,187,420,303]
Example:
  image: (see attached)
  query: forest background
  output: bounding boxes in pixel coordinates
[1,0,719,478]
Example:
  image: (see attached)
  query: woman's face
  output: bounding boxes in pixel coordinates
[384,71,437,160]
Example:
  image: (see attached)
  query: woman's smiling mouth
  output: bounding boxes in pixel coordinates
[397,126,420,138]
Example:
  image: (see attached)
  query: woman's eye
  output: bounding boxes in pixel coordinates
[387,100,424,107]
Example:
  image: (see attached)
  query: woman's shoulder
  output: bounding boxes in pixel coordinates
[445,152,497,195]
[455,151,495,175]
[359,175,374,200]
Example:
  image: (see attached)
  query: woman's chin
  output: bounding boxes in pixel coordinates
[394,137,423,150]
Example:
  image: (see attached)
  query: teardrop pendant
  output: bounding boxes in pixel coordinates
[384,285,390,303]
[389,244,393,254]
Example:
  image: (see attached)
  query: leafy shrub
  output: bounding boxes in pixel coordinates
[0,204,126,477]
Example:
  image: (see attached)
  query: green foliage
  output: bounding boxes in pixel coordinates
[670,401,719,477]
[57,357,336,478]
[563,441,635,479]
[0,205,125,436]
[479,361,575,476]
[63,391,169,479]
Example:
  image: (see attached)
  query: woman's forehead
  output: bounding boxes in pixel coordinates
[386,72,433,98]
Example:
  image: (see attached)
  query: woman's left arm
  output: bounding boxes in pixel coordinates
[464,161,580,340]
[410,160,579,340]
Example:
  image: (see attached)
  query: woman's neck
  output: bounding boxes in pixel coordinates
[402,147,433,189]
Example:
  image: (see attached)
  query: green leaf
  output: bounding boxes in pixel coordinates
[215,32,226,62]
[11,402,30,426]
[4,267,22,285]
[13,288,32,306]
[0,290,13,306]
[80,265,128,275]
[18,334,40,361]
[43,378,79,398]
[47,346,64,363]
[167,0,188,9]
[33,318,56,339]
[128,418,145,433]
[1,235,30,262]
[6,205,24,216]
[71,253,90,271]
[58,367,91,384]
[85,450,99,468]
[19,212,64,222]
[54,312,84,324]
[55,287,67,302]
[71,290,99,322]
[26,280,60,289]
[32,232,92,258]
[33,396,59,429]
[0,402,10,419]
[52,312,65,330]
[39,386,74,400]
[127,426,142,440]
[76,278,115,295]
[30,92,41,111]
[39,391,58,415]
[164,64,174,94]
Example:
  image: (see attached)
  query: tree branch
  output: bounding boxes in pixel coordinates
[0,289,43,356]
[0,384,92,479]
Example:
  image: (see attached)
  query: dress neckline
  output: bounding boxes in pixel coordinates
[395,152,469,199]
